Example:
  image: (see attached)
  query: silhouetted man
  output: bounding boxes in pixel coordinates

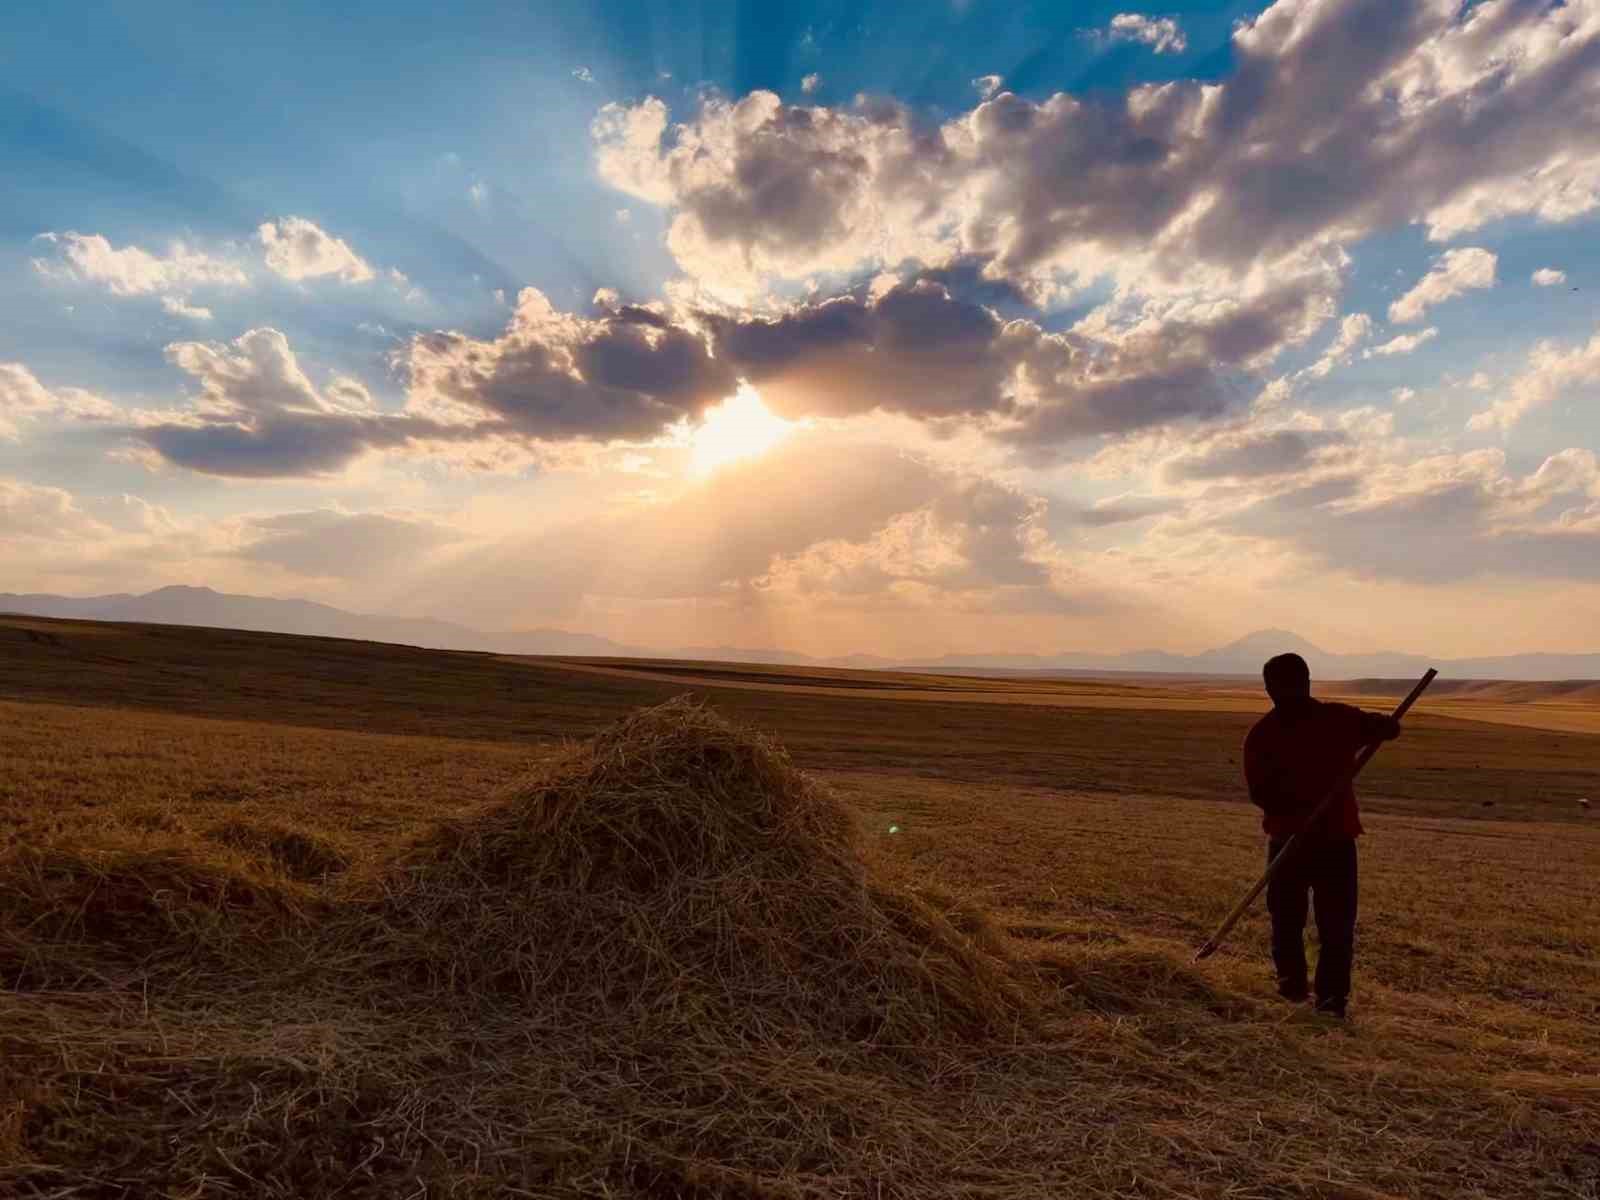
[1242,653,1400,1018]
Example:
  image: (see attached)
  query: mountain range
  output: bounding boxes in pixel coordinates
[3,585,1598,681]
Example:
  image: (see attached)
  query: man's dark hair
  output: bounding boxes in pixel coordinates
[1263,652,1311,705]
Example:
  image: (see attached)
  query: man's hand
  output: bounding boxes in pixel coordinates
[1360,712,1402,744]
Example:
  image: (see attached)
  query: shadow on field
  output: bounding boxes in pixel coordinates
[1,699,1593,1198]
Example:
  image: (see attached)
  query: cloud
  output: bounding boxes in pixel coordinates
[1228,445,1600,583]
[1075,495,1182,527]
[257,217,375,283]
[972,74,1003,100]
[404,288,737,442]
[136,328,478,477]
[0,478,106,541]
[1532,267,1568,287]
[234,509,463,579]
[0,363,117,440]
[802,73,821,95]
[593,2,1600,297]
[34,232,247,296]
[1301,312,1372,379]
[0,478,199,592]
[1116,404,1600,587]
[405,264,1332,450]
[1364,327,1438,358]
[1388,247,1497,324]
[417,434,1071,622]
[1105,13,1187,55]
[722,261,1333,445]
[1468,325,1600,433]
[161,296,214,321]
[1164,428,1351,482]
[572,66,595,83]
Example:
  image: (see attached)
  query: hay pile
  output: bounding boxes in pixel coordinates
[379,697,1028,1043]
[0,843,312,992]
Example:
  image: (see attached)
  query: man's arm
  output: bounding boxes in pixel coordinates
[1243,727,1296,815]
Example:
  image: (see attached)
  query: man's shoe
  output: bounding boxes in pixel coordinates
[1277,978,1310,1003]
[1314,996,1347,1019]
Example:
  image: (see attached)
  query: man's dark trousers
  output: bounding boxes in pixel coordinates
[1265,834,1357,1009]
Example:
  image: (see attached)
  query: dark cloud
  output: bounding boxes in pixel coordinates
[399,272,1330,450]
[142,413,429,478]
[722,273,1329,441]
[1165,429,1351,482]
[709,280,1016,422]
[135,328,491,478]
[404,288,735,441]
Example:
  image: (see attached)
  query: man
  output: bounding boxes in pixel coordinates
[1242,653,1400,1018]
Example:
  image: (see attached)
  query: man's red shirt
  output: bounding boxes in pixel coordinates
[1243,699,1390,838]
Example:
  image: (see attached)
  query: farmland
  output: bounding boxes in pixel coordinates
[2,615,1597,1198]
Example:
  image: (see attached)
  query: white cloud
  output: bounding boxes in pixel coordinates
[0,478,108,542]
[161,296,214,321]
[257,217,375,284]
[593,1,1600,304]
[0,362,117,440]
[1392,386,1417,404]
[1302,313,1373,379]
[972,74,1003,100]
[1388,248,1497,324]
[1105,13,1187,54]
[1468,325,1600,433]
[1532,267,1568,287]
[34,232,247,297]
[0,365,61,441]
[801,73,821,95]
[572,66,595,83]
[1365,328,1439,358]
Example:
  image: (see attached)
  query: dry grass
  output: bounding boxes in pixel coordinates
[1,619,1598,1197]
[374,699,1029,1045]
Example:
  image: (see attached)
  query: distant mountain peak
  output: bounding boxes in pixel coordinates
[1217,629,1325,656]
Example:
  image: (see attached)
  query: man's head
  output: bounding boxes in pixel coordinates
[1263,652,1311,706]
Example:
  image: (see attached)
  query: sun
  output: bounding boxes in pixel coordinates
[689,383,796,475]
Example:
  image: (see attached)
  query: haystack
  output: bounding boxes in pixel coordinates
[382,697,1029,1043]
[0,844,310,991]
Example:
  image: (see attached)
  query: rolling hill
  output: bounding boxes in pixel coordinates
[4,585,1598,680]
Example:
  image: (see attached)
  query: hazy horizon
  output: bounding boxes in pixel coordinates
[5,1,1600,661]
[10,582,1600,668]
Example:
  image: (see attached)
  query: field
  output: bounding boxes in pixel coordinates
[2,615,1598,1199]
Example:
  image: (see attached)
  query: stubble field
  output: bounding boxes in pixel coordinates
[1,615,1597,1199]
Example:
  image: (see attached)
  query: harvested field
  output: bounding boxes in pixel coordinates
[1,616,1598,1198]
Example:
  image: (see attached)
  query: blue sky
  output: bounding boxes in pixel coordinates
[2,0,1599,657]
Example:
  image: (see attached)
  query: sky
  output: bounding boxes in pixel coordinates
[2,0,1599,659]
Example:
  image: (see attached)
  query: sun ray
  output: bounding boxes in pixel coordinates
[689,383,797,476]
